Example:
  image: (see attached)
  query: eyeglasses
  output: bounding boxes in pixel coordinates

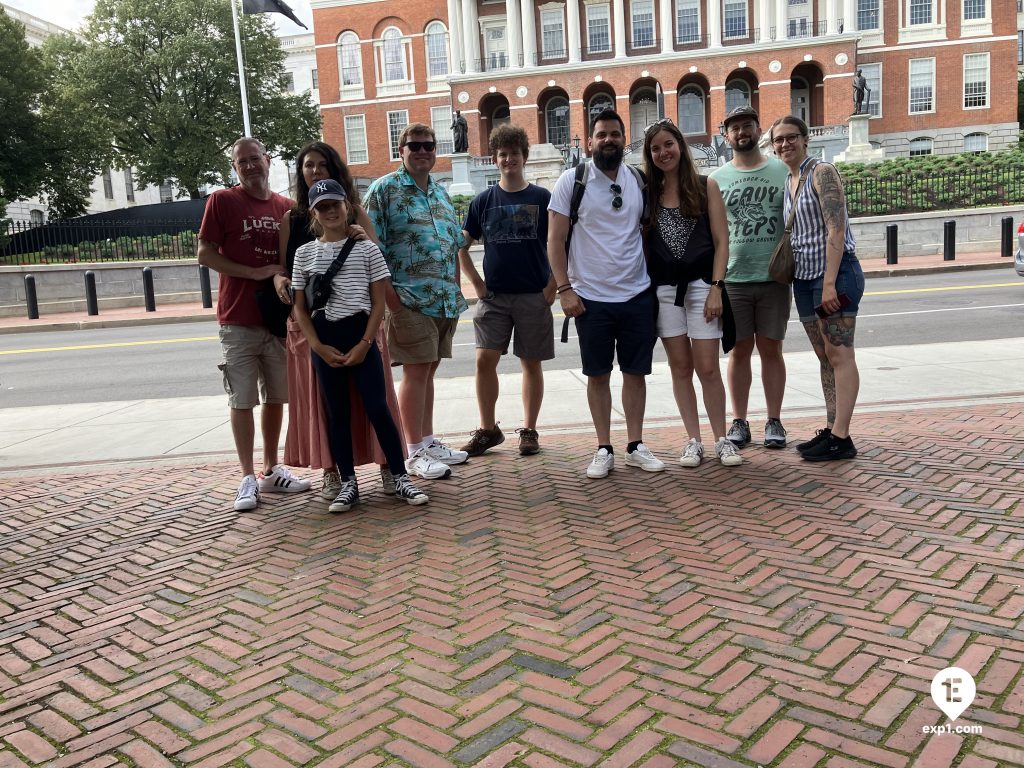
[727,121,758,134]
[610,183,622,210]
[403,141,436,152]
[772,133,804,147]
[645,118,674,136]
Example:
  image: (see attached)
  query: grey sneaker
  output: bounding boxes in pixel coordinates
[321,469,342,500]
[764,418,787,449]
[380,467,396,495]
[726,419,751,447]
[678,439,704,468]
[715,437,743,467]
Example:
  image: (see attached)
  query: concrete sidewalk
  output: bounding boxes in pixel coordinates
[0,250,1015,335]
[0,399,1020,767]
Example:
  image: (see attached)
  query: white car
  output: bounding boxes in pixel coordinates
[1017,221,1024,277]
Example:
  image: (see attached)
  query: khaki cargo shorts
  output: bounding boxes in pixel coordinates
[217,324,288,409]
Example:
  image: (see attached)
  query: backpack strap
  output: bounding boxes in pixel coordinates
[624,164,649,227]
[323,237,357,284]
[565,160,589,254]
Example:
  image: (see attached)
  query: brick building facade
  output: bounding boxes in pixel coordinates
[309,0,1018,184]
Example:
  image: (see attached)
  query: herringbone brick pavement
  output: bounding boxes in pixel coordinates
[0,402,1021,767]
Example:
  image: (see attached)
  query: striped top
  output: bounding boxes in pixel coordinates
[784,157,857,280]
[292,238,391,321]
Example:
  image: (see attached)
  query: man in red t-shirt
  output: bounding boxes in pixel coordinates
[198,137,311,511]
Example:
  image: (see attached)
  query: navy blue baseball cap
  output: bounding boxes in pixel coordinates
[308,179,347,208]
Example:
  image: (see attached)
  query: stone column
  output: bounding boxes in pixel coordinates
[843,0,855,31]
[447,0,465,72]
[521,0,537,66]
[463,0,481,72]
[828,0,841,34]
[759,0,772,40]
[505,0,523,66]
[567,0,582,62]
[708,0,722,46]
[660,0,673,52]
[774,0,787,39]
[613,0,627,57]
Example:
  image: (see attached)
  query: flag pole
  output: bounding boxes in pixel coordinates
[230,0,253,136]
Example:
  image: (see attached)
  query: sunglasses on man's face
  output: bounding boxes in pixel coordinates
[610,183,622,210]
[404,141,436,152]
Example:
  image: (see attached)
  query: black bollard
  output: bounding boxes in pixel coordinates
[943,220,956,261]
[885,224,898,265]
[1001,216,1013,258]
[199,265,213,308]
[25,274,39,320]
[84,270,99,315]
[142,267,156,312]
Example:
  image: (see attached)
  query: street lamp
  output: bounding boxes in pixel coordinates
[559,134,581,167]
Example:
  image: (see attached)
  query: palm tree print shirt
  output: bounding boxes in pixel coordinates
[365,167,469,318]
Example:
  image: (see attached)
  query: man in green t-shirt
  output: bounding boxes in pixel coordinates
[710,106,791,450]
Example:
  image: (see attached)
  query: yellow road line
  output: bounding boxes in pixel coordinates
[0,336,218,356]
[866,282,1018,296]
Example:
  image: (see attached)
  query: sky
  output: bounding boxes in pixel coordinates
[4,0,313,34]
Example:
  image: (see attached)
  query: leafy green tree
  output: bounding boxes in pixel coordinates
[0,9,46,211]
[70,0,321,198]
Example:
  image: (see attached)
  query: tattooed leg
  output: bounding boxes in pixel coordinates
[822,317,859,437]
[803,320,836,428]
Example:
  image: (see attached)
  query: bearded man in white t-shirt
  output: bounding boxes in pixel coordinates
[547,109,666,480]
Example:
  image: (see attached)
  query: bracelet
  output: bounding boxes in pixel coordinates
[361,338,373,346]
[556,283,571,292]
[556,285,574,295]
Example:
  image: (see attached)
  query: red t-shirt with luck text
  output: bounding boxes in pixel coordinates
[199,186,292,326]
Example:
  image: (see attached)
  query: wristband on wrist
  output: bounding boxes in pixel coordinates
[556,285,574,295]
[361,338,373,346]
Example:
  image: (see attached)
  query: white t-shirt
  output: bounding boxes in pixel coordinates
[549,162,650,302]
[292,238,391,321]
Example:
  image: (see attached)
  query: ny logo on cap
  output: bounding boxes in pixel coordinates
[312,181,331,194]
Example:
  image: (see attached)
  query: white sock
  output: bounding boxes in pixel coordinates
[424,434,436,446]
[408,442,422,456]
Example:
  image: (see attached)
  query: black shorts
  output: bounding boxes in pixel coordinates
[574,290,657,377]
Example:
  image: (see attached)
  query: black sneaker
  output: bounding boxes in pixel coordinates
[802,434,857,462]
[764,418,787,449]
[726,418,751,447]
[328,478,359,513]
[392,473,429,506]
[460,424,505,456]
[796,427,831,454]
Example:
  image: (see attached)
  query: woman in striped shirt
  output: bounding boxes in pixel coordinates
[771,115,865,462]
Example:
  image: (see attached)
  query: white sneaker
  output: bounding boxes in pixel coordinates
[679,439,704,468]
[258,465,312,493]
[234,474,259,511]
[405,449,452,480]
[624,443,667,472]
[715,437,744,467]
[321,470,342,500]
[424,439,469,466]
[586,448,614,479]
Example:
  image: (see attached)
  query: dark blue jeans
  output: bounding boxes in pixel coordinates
[311,313,405,478]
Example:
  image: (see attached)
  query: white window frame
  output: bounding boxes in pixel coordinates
[545,97,570,146]
[960,0,990,34]
[859,63,882,118]
[586,3,611,52]
[723,0,748,38]
[677,85,705,134]
[908,0,931,24]
[675,0,700,43]
[899,0,943,41]
[431,106,455,155]
[909,137,933,156]
[963,132,987,153]
[381,27,407,81]
[425,21,449,81]
[338,32,364,99]
[387,110,409,161]
[344,115,369,165]
[281,71,295,92]
[631,0,656,48]
[311,68,319,90]
[962,52,989,109]
[588,93,615,122]
[375,27,415,96]
[541,7,567,58]
[481,18,510,70]
[908,57,935,114]
[856,0,880,29]
[102,169,114,199]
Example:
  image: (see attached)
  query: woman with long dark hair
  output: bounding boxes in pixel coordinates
[770,115,863,461]
[272,141,405,498]
[642,119,740,468]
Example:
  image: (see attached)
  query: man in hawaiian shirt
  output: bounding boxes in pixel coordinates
[365,123,470,480]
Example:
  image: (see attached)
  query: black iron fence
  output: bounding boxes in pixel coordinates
[843,168,1024,217]
[2,219,200,265]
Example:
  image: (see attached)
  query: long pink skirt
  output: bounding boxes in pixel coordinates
[283,316,406,470]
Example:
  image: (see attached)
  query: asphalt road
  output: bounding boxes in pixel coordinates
[1,267,1021,408]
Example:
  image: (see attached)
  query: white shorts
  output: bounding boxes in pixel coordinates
[656,281,723,340]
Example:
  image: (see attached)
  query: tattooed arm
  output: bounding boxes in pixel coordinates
[813,162,848,314]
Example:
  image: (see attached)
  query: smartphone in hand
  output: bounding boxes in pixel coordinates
[814,293,852,319]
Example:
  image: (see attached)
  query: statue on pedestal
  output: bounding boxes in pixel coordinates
[451,110,469,153]
[852,69,868,115]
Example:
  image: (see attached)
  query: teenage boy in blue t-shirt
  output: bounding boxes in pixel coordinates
[458,124,556,457]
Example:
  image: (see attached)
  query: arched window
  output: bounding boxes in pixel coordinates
[382,27,406,82]
[339,32,363,87]
[29,210,43,225]
[964,132,987,153]
[425,22,449,78]
[588,93,614,124]
[725,80,750,113]
[677,86,705,135]
[629,87,658,141]
[909,137,933,156]
[545,97,570,147]
[493,104,511,128]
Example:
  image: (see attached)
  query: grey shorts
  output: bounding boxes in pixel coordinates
[384,303,458,365]
[474,291,555,361]
[218,324,288,409]
[725,281,792,341]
